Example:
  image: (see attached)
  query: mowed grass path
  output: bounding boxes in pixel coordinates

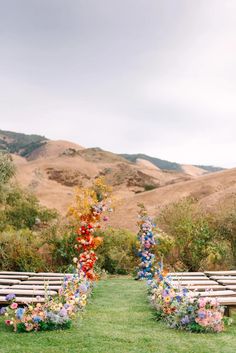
[0,276,236,353]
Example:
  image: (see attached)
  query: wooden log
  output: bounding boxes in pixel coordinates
[11,285,61,290]
[0,279,21,284]
[24,281,62,285]
[217,280,236,284]
[173,280,218,286]
[169,272,205,276]
[205,271,236,276]
[225,285,236,290]
[0,275,29,280]
[185,285,225,291]
[189,290,236,298]
[0,296,45,304]
[171,276,207,281]
[0,289,57,296]
[29,277,64,281]
[36,273,70,277]
[217,297,236,305]
[0,271,36,276]
[210,276,236,280]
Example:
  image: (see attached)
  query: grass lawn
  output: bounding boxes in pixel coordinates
[0,276,235,353]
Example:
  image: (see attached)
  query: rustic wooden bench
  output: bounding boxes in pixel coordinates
[171,276,208,281]
[169,272,205,276]
[23,280,63,285]
[0,289,57,296]
[205,271,236,276]
[0,279,21,285]
[189,290,236,298]
[0,275,29,280]
[0,296,45,304]
[185,285,225,291]
[11,285,62,290]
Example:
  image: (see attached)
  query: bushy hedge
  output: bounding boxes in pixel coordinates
[157,198,234,271]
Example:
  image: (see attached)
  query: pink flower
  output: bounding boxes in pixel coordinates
[10,303,18,309]
[5,320,11,326]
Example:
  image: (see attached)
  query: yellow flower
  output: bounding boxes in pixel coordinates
[164,296,171,303]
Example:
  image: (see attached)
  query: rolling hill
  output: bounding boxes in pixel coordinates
[0,129,232,230]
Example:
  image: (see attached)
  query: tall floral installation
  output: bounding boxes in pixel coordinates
[136,205,156,280]
[0,178,112,333]
[136,207,231,334]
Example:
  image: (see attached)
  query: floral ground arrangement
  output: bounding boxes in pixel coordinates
[149,274,231,333]
[136,209,232,334]
[0,178,113,333]
[0,278,236,353]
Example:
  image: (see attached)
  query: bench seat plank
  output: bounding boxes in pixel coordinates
[0,275,29,280]
[11,285,62,290]
[0,279,21,284]
[0,296,45,303]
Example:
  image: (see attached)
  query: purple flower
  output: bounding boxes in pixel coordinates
[79,284,88,293]
[198,311,206,319]
[181,315,190,325]
[59,308,67,317]
[0,307,6,315]
[5,293,16,301]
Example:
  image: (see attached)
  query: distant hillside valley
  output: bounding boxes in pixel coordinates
[1,129,235,230]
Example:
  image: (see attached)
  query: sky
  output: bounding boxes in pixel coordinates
[0,0,235,168]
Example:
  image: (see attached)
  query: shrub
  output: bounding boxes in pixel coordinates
[158,198,228,271]
[0,229,45,271]
[96,228,137,274]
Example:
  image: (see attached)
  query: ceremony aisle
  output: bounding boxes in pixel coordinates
[0,277,236,353]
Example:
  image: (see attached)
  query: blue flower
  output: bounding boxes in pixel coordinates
[16,308,25,320]
[33,316,42,323]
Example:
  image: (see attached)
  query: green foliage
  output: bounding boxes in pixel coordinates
[158,198,230,271]
[211,201,236,266]
[0,153,15,186]
[0,186,57,231]
[0,229,45,271]
[120,153,182,171]
[96,228,138,274]
[144,184,157,191]
[0,129,47,156]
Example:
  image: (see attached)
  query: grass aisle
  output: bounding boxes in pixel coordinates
[0,276,236,353]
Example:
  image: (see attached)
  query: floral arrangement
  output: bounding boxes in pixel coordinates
[135,208,230,334]
[1,273,91,332]
[136,205,156,280]
[68,178,113,280]
[1,178,113,333]
[149,274,227,333]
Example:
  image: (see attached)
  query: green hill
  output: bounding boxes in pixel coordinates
[0,129,47,157]
[120,153,224,173]
[120,153,183,172]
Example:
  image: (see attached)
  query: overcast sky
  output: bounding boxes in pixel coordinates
[0,1,235,168]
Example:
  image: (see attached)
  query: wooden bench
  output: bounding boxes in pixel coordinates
[169,272,205,276]
[189,290,236,298]
[171,276,208,281]
[217,279,236,285]
[29,277,64,281]
[205,271,236,276]
[11,285,62,290]
[185,285,225,291]
[23,280,63,285]
[173,280,218,286]
[0,271,36,276]
[0,296,45,304]
[0,289,57,296]
[0,279,21,285]
[0,275,29,280]
[210,276,236,280]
